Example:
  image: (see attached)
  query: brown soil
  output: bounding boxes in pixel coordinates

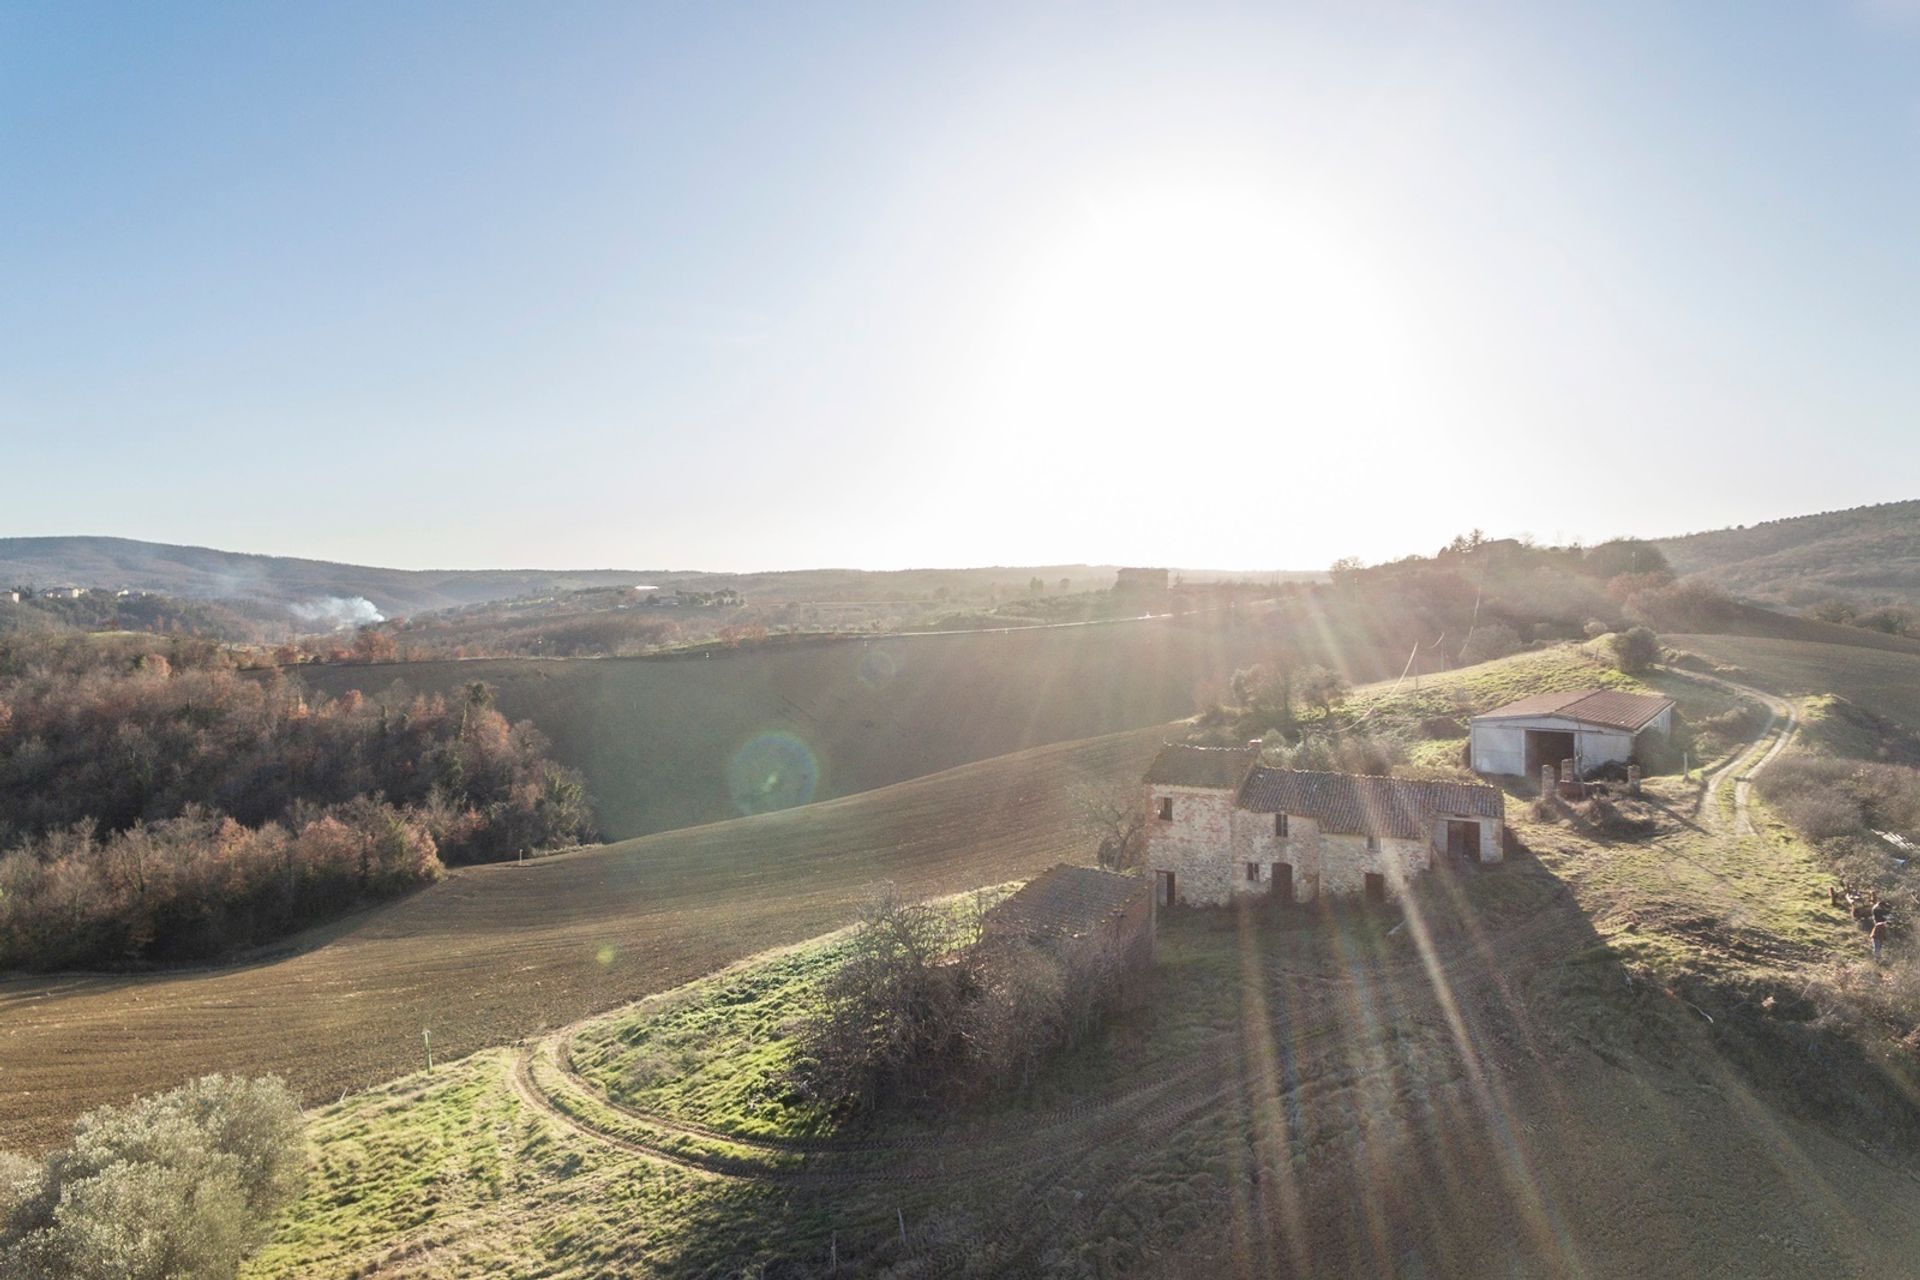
[0,724,1167,1154]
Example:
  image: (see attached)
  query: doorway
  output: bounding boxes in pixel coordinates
[1363,872,1387,903]
[1272,862,1294,905]
[1524,729,1577,778]
[1445,820,1481,862]
[1156,870,1176,908]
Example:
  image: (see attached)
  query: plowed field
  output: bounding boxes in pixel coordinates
[0,725,1166,1153]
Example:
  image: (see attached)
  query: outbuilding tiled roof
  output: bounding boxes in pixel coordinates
[1143,743,1259,789]
[985,865,1149,942]
[1236,768,1505,840]
[1472,688,1674,732]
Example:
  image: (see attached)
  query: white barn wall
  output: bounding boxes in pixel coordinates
[1470,714,1665,776]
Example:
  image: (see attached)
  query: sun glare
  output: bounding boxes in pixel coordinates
[976,180,1430,467]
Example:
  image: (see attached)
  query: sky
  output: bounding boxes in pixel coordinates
[3,1,1918,573]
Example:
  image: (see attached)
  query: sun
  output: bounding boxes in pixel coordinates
[970,177,1430,469]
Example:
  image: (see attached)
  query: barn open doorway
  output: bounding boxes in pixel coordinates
[1155,870,1176,908]
[1445,820,1481,862]
[1524,729,1576,778]
[1364,872,1386,903]
[1272,862,1294,905]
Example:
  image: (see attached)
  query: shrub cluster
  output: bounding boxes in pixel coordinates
[791,893,1125,1113]
[0,1074,305,1280]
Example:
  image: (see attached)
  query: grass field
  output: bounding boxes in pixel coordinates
[14,627,1920,1271]
[0,641,1605,1153]
[294,614,1305,839]
[1669,632,1920,731]
[241,849,1920,1279]
[295,603,1471,840]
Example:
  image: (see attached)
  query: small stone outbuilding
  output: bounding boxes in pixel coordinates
[1468,688,1675,779]
[982,864,1156,975]
[1140,744,1505,908]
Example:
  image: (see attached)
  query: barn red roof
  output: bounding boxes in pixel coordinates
[1471,688,1673,732]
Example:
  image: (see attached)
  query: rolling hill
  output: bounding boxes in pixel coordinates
[0,535,1306,619]
[0,536,654,616]
[1656,498,1920,607]
[0,723,1169,1155]
[294,610,1424,840]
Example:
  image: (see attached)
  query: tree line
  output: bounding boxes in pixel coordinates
[0,633,592,970]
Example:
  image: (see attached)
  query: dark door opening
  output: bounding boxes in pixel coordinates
[1273,862,1295,905]
[1156,870,1176,908]
[1524,729,1577,778]
[1445,820,1482,862]
[1363,872,1387,903]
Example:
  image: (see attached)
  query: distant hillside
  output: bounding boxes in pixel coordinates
[0,536,658,616]
[0,536,1309,620]
[1656,499,1920,608]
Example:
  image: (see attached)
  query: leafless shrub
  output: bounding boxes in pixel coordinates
[790,889,1126,1114]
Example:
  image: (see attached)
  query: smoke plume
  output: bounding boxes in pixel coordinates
[289,596,385,631]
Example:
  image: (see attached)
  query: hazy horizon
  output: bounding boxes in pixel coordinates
[7,2,1920,572]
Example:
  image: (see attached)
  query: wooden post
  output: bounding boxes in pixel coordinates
[898,1208,907,1249]
[1627,765,1642,795]
[422,1027,433,1072]
[1541,764,1555,800]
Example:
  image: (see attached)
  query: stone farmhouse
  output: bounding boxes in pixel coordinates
[1468,688,1675,779]
[1141,744,1505,908]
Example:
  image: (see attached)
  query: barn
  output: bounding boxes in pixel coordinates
[982,864,1156,976]
[1468,688,1675,779]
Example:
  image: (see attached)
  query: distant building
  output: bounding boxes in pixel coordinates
[1114,566,1169,593]
[1468,689,1675,779]
[982,864,1156,977]
[1,590,17,604]
[40,586,83,599]
[1140,744,1505,908]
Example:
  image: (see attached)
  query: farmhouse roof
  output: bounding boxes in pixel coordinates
[1472,688,1674,732]
[1143,743,1258,789]
[986,865,1148,941]
[1237,768,1505,840]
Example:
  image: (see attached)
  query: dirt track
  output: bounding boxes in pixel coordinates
[0,725,1168,1154]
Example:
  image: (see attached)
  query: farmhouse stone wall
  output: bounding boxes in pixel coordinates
[1145,766,1505,908]
[1142,783,1242,907]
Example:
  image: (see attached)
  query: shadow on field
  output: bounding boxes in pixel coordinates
[683,833,1920,1279]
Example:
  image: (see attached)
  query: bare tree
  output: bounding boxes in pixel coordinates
[1071,779,1145,870]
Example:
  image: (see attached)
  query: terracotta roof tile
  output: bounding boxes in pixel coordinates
[1144,743,1258,789]
[1236,768,1504,839]
[985,865,1149,941]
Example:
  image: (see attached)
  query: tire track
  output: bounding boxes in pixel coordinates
[515,887,1589,1190]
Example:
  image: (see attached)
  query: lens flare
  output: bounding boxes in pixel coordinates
[726,731,820,815]
[857,644,900,688]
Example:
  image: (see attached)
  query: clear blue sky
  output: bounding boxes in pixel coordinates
[3,1,1917,571]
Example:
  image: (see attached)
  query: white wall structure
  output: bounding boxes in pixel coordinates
[1140,745,1506,908]
[1468,689,1676,778]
